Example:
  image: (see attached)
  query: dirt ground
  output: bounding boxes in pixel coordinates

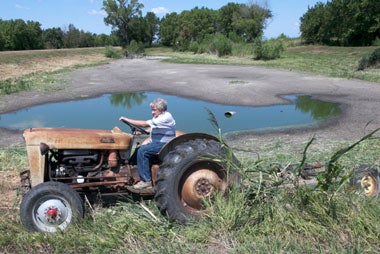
[1,57,379,148]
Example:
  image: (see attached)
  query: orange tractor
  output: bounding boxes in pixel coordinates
[19,120,240,232]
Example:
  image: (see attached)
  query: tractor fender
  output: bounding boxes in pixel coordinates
[157,132,220,161]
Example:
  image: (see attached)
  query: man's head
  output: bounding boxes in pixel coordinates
[150,98,167,117]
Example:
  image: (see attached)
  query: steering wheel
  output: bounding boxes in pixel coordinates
[120,119,150,135]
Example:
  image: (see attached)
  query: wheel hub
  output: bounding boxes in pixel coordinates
[361,175,377,197]
[195,178,214,196]
[181,169,221,210]
[35,199,69,226]
[45,207,61,222]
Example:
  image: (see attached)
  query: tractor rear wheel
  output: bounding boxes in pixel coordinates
[154,138,240,224]
[350,165,379,197]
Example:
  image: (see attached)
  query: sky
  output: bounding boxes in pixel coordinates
[0,0,327,39]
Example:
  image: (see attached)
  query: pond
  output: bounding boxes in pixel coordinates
[0,92,341,135]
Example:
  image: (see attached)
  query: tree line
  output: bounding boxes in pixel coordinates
[0,19,120,51]
[0,1,273,53]
[300,0,379,46]
[102,0,272,51]
[1,0,378,52]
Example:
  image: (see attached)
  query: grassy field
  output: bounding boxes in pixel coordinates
[0,45,380,252]
[0,47,112,95]
[0,45,379,96]
[0,134,379,253]
[146,45,380,83]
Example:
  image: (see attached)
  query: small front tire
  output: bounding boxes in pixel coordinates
[20,181,84,233]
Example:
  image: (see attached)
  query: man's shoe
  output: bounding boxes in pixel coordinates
[133,181,152,190]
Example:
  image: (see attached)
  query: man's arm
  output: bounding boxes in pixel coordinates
[119,116,149,127]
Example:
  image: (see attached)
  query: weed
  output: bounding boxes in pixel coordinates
[357,47,380,70]
[104,46,123,59]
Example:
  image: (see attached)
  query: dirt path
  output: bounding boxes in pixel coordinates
[1,58,379,148]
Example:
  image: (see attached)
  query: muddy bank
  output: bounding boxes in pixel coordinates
[1,58,379,148]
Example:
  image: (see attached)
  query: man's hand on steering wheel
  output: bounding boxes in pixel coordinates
[119,118,150,135]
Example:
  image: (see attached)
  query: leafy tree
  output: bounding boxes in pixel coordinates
[102,0,144,46]
[158,2,271,49]
[231,2,272,42]
[0,30,4,50]
[180,7,218,42]
[126,16,155,46]
[42,28,64,49]
[159,12,181,46]
[300,0,380,46]
[299,2,328,44]
[79,31,95,47]
[144,12,159,46]
[0,19,43,50]
[218,3,242,36]
[94,33,114,46]
[63,24,81,48]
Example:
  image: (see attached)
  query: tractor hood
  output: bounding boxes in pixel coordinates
[23,126,132,150]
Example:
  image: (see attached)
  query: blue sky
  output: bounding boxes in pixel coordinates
[0,0,327,38]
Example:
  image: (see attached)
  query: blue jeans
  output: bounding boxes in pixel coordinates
[137,142,165,182]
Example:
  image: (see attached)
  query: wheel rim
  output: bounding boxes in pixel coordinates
[33,197,72,232]
[361,175,378,197]
[180,162,226,212]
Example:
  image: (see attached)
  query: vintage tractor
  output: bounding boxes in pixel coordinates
[19,120,240,232]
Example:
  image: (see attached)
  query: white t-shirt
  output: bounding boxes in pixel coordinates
[147,111,176,143]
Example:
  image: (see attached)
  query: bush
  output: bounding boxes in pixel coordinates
[104,46,123,59]
[209,33,232,57]
[125,40,145,57]
[357,47,380,70]
[232,42,254,57]
[253,38,286,60]
[373,37,380,46]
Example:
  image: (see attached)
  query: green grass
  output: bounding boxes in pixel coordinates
[0,47,118,95]
[0,45,378,96]
[0,47,108,64]
[1,134,379,252]
[146,45,380,83]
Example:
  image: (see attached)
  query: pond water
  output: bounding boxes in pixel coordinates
[0,92,341,135]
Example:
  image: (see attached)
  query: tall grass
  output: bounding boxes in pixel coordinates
[0,130,379,252]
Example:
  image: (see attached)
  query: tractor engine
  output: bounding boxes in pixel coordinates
[47,149,133,187]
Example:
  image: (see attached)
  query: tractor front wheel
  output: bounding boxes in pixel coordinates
[20,181,84,232]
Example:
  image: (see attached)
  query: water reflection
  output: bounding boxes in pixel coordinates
[109,93,147,108]
[0,92,341,134]
[295,95,341,119]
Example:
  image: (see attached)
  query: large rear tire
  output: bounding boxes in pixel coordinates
[350,165,379,197]
[20,181,84,233]
[154,138,240,224]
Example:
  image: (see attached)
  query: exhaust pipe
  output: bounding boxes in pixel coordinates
[224,111,236,118]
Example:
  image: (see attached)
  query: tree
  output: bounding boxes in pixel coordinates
[42,28,64,49]
[299,2,328,44]
[300,0,380,46]
[144,12,159,46]
[181,7,218,42]
[94,33,114,46]
[230,2,272,42]
[159,12,181,46]
[218,3,242,36]
[0,19,43,50]
[63,24,81,48]
[102,0,144,46]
